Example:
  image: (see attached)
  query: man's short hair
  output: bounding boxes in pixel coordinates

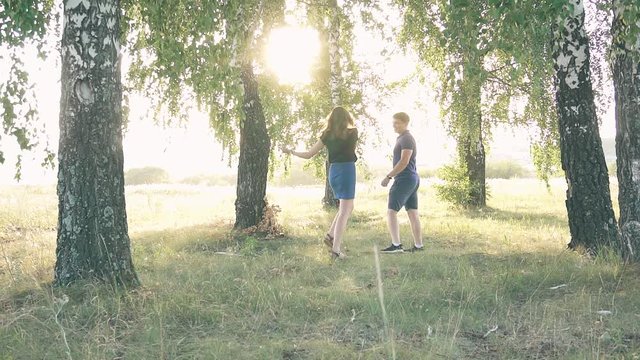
[393,112,410,124]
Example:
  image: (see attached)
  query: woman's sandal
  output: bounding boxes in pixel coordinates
[324,233,334,248]
[330,251,347,260]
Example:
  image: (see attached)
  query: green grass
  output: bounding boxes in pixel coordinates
[1,179,640,359]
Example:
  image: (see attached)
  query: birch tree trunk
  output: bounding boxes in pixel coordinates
[322,0,341,209]
[553,0,618,253]
[234,63,271,229]
[612,0,640,259]
[55,0,138,287]
[461,59,486,207]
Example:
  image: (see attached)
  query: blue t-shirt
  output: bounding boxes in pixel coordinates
[393,131,417,179]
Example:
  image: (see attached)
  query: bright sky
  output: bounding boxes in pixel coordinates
[266,26,321,85]
[0,1,616,185]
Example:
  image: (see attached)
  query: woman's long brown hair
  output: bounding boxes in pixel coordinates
[322,106,355,140]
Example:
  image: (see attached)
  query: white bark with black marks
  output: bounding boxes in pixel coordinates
[328,0,341,107]
[55,0,138,286]
[612,0,640,259]
[234,63,271,229]
[323,0,341,208]
[553,0,619,253]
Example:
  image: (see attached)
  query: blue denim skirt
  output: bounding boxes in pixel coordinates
[329,162,356,199]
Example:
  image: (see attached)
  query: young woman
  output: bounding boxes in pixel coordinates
[283,106,358,259]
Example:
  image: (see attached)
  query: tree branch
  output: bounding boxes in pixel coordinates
[486,73,528,94]
[296,0,331,8]
[486,62,517,74]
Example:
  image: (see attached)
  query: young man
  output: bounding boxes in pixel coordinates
[380,112,424,253]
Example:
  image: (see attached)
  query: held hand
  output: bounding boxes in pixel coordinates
[282,147,292,155]
[381,177,391,187]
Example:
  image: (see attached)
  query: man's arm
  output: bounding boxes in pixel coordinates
[386,149,413,178]
[381,149,413,187]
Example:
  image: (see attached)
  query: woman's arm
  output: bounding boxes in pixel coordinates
[284,139,324,160]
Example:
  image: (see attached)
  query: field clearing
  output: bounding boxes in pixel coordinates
[1,178,639,359]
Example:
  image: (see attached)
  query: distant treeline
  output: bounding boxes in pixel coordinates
[125,160,543,187]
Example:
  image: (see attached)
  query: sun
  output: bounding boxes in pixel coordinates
[266,26,320,85]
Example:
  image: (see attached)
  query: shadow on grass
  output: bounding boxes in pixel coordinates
[460,207,567,228]
[134,218,635,313]
[131,221,296,259]
[3,220,640,359]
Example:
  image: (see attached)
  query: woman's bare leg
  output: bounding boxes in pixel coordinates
[328,212,339,239]
[332,199,354,253]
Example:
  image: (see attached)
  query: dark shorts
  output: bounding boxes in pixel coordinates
[329,162,356,199]
[388,176,419,211]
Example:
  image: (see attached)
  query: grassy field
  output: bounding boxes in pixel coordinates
[1,179,639,359]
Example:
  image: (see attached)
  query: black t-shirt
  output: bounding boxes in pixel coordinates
[321,128,358,163]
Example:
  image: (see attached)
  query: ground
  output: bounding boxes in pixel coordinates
[1,179,639,359]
